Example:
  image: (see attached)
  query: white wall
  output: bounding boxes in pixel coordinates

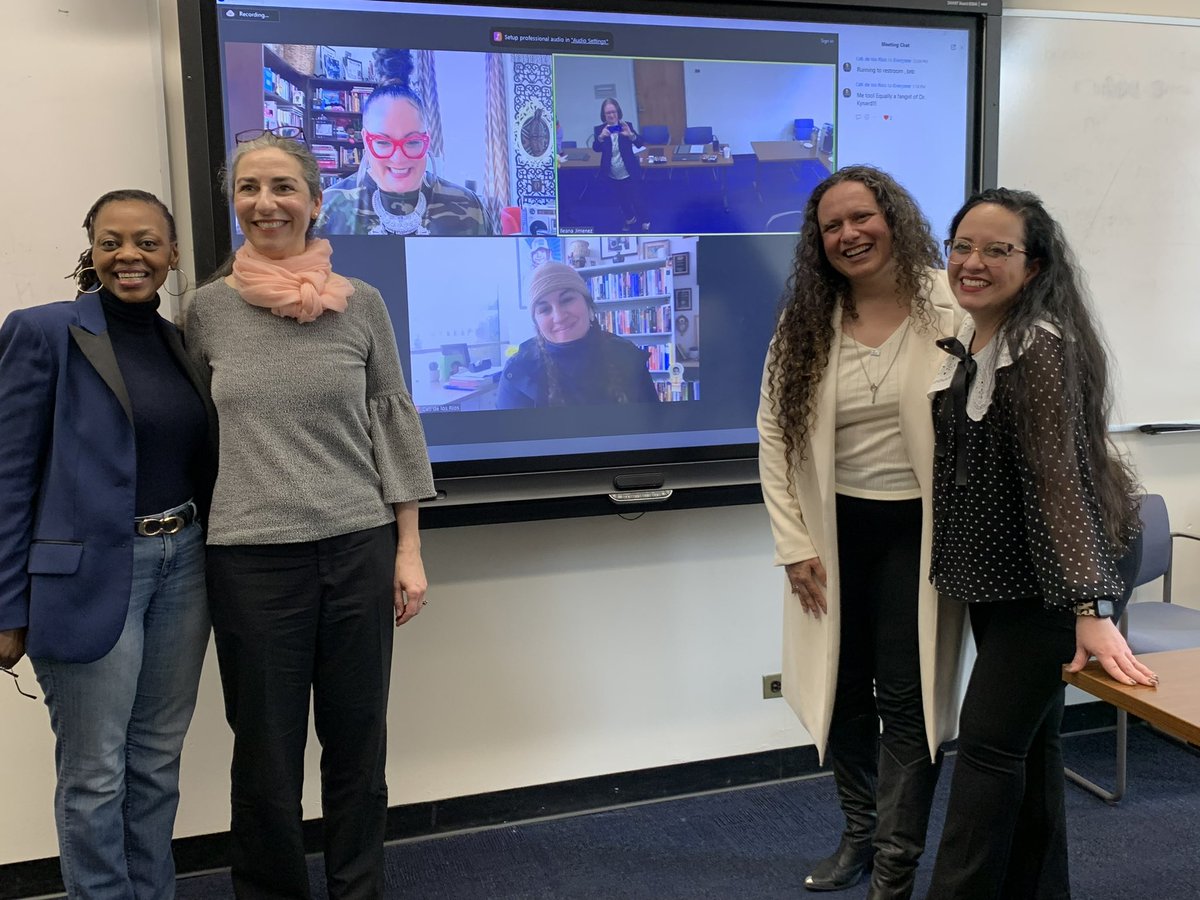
[0,0,172,322]
[554,55,636,146]
[1,0,1198,868]
[682,60,835,153]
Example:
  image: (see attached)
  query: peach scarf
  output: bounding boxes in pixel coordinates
[231,239,352,323]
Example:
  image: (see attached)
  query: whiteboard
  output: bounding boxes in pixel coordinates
[998,12,1200,425]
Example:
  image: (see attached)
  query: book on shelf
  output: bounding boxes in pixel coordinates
[263,67,300,105]
[311,144,339,170]
[653,380,698,402]
[445,372,495,391]
[636,343,671,371]
[597,304,672,336]
[587,266,670,301]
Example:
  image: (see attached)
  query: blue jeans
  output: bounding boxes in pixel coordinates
[32,516,209,899]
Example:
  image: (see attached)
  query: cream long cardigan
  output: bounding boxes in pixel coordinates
[757,270,968,763]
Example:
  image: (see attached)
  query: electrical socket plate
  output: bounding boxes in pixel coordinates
[762,673,782,699]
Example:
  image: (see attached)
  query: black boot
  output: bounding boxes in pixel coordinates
[865,744,943,900]
[806,715,878,892]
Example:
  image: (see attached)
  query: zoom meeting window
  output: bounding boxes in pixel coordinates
[215,1,971,465]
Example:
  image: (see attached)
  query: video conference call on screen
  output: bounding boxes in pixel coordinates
[216,0,974,469]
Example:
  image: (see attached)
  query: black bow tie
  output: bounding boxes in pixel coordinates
[935,337,977,486]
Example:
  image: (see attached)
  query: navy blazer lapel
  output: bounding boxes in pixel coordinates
[162,324,219,454]
[69,295,133,424]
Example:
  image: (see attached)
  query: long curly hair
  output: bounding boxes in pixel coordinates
[69,189,177,295]
[764,165,941,467]
[950,188,1139,547]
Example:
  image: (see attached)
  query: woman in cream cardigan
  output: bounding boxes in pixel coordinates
[757,166,967,900]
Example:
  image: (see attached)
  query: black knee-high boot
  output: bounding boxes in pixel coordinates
[865,743,944,900]
[806,714,879,892]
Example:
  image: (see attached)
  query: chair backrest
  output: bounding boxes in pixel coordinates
[684,126,714,145]
[793,118,815,140]
[560,140,577,149]
[818,124,834,154]
[1135,493,1172,588]
[640,124,670,145]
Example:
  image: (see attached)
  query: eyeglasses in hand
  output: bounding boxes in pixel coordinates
[1,666,36,700]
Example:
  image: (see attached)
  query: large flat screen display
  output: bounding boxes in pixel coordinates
[181,0,999,521]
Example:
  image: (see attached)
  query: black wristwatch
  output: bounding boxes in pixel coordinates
[1074,599,1116,619]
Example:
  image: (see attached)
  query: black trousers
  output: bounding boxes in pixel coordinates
[607,173,644,224]
[207,522,397,900]
[832,495,928,766]
[927,599,1077,900]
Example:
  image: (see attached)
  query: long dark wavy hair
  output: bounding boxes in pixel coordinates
[69,189,177,295]
[950,187,1139,547]
[765,165,942,466]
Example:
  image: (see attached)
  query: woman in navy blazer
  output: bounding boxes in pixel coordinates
[591,97,648,232]
[0,189,215,897]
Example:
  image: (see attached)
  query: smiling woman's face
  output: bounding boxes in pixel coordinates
[232,147,320,260]
[90,200,178,303]
[364,96,428,194]
[816,180,895,287]
[533,288,591,343]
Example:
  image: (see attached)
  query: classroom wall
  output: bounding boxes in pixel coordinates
[1,0,1197,868]
[682,60,835,153]
[554,55,637,145]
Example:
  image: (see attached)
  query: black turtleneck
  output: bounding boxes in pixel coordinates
[99,289,208,516]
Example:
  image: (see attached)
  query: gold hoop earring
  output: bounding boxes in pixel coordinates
[75,266,102,294]
[164,267,191,297]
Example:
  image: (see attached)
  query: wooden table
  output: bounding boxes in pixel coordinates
[557,145,735,217]
[557,146,734,171]
[1063,648,1200,745]
[751,140,833,170]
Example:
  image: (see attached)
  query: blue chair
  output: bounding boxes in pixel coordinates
[639,124,670,146]
[560,140,577,149]
[683,126,714,146]
[1065,493,1200,803]
[793,118,815,140]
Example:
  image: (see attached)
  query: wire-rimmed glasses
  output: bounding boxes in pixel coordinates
[235,125,306,144]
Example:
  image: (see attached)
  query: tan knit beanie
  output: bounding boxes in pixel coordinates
[529,261,589,306]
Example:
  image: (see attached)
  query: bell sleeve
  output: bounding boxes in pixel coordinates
[361,287,436,503]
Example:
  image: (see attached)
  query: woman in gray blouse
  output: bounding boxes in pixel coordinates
[186,131,434,899]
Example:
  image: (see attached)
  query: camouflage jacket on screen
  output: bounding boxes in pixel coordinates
[316,168,495,236]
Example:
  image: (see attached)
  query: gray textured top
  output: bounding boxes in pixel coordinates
[185,277,434,545]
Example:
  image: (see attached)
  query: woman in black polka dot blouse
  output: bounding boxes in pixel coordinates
[925,188,1157,900]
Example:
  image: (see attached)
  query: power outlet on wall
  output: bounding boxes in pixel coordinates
[762,674,782,699]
